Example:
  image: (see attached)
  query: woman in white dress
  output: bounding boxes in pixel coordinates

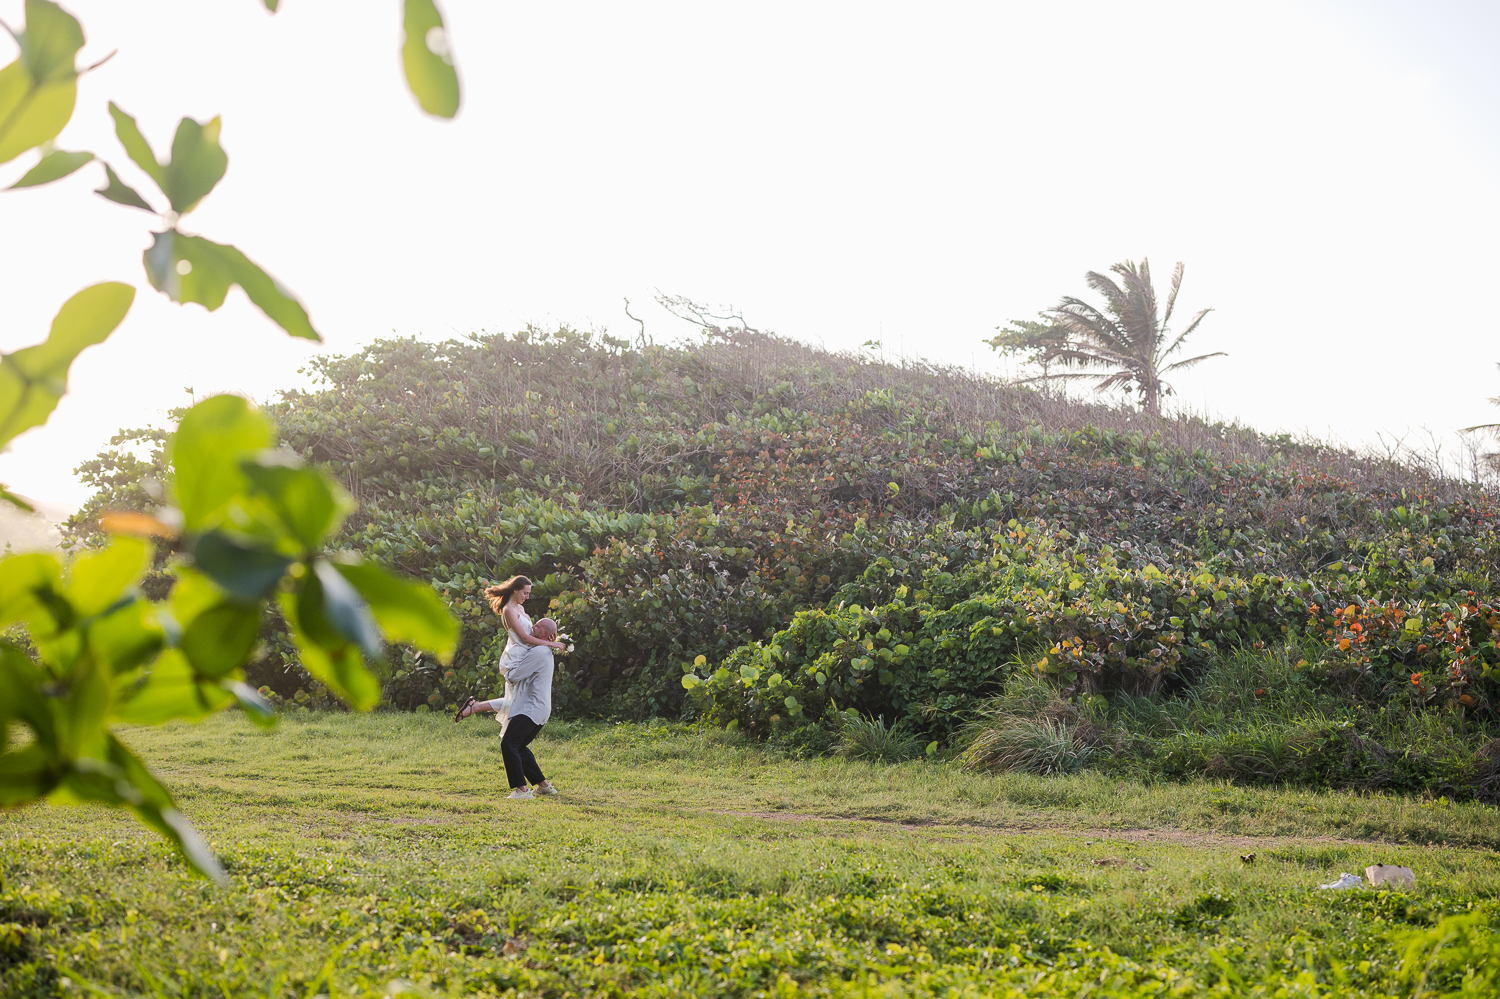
[453,575,567,800]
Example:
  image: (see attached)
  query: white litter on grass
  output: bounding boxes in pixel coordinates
[1317,873,1364,890]
[1366,864,1416,889]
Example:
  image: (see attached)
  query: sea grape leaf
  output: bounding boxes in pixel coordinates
[0,1,85,164]
[105,106,226,213]
[402,0,459,118]
[0,641,53,735]
[279,586,381,710]
[333,558,458,662]
[7,148,92,188]
[0,282,135,448]
[95,162,155,211]
[61,732,225,883]
[0,551,63,628]
[106,102,166,189]
[180,602,261,678]
[169,395,274,531]
[16,0,86,84]
[57,659,109,757]
[65,535,149,617]
[163,115,226,213]
[241,454,349,549]
[0,743,52,805]
[224,679,276,728]
[87,598,165,674]
[0,486,35,511]
[312,559,381,659]
[143,230,319,341]
[167,567,226,624]
[190,532,293,601]
[110,647,233,726]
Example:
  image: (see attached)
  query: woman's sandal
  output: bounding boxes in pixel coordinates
[453,697,477,722]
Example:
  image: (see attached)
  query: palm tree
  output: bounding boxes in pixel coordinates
[1042,258,1224,416]
[1461,366,1500,473]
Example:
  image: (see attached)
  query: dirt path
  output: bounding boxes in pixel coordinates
[710,809,1390,850]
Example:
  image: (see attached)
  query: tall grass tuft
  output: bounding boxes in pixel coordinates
[835,714,922,763]
[958,717,1101,775]
[956,667,1114,775]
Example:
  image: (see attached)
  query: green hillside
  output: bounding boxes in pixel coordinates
[69,326,1500,797]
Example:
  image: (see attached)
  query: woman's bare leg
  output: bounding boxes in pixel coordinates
[456,699,498,720]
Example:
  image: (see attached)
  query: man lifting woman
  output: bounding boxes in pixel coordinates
[453,575,568,800]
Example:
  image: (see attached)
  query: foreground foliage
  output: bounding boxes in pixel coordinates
[5,714,1500,998]
[1,0,465,877]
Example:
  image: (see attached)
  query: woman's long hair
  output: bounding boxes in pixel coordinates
[484,575,532,615]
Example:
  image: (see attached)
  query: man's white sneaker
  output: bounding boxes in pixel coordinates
[506,788,534,800]
[534,781,559,796]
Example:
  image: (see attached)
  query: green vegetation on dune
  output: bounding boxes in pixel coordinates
[64,323,1500,799]
[5,714,1500,997]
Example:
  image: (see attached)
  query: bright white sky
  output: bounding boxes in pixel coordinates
[3,0,1500,510]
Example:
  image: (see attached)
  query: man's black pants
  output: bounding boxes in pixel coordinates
[501,714,547,789]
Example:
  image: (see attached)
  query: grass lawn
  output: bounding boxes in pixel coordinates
[4,712,1500,997]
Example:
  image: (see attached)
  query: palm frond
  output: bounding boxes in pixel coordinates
[1161,261,1185,328]
[1093,370,1139,393]
[1111,259,1160,351]
[1044,343,1139,370]
[1159,308,1213,360]
[1012,369,1116,386]
[1083,270,1131,321]
[1160,351,1228,373]
[1051,298,1132,355]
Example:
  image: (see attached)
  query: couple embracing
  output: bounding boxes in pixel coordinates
[453,575,568,800]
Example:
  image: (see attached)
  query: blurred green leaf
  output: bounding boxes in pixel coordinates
[313,559,381,659]
[58,659,109,757]
[15,0,85,83]
[0,551,64,631]
[0,641,54,736]
[106,102,165,189]
[163,115,226,213]
[111,648,232,726]
[66,535,149,617]
[280,586,381,710]
[0,1,84,164]
[144,230,319,341]
[333,558,458,662]
[241,454,348,549]
[7,147,91,188]
[169,395,274,530]
[95,161,155,211]
[190,532,293,601]
[0,485,35,511]
[167,566,226,624]
[224,679,276,728]
[65,733,225,883]
[0,61,64,163]
[0,282,135,448]
[401,0,459,118]
[87,598,165,673]
[181,602,261,678]
[0,742,52,805]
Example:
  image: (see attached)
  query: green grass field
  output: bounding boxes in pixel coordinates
[5,713,1500,997]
